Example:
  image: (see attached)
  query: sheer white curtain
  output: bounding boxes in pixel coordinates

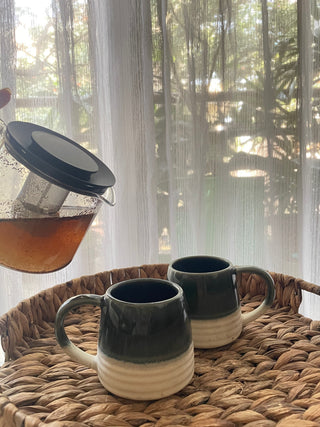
[88,0,158,269]
[0,0,319,318]
[298,1,320,317]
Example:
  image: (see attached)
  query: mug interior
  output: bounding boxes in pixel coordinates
[110,279,178,303]
[172,256,229,273]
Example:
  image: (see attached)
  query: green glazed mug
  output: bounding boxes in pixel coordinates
[55,278,194,400]
[167,255,275,349]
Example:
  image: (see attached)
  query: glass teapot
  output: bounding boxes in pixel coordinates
[0,120,115,274]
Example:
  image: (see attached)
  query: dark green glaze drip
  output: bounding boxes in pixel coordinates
[99,279,192,363]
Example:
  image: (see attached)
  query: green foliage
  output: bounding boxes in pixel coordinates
[151,0,310,220]
[14,1,92,138]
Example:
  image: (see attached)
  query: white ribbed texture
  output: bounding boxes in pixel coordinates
[96,343,194,400]
[191,308,242,349]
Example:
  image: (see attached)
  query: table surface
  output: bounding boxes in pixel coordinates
[0,302,320,426]
[0,265,320,426]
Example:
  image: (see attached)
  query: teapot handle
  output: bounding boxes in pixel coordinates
[0,88,11,109]
[55,294,103,370]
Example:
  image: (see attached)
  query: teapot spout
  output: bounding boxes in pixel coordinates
[98,186,116,207]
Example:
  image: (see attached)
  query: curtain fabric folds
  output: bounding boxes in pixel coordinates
[0,0,319,318]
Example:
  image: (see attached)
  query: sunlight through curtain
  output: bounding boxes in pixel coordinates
[0,0,319,319]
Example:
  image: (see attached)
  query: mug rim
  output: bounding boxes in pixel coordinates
[106,278,184,306]
[168,255,233,275]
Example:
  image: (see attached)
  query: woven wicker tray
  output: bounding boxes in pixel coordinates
[0,264,320,426]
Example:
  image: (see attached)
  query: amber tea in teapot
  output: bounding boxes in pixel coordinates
[0,121,115,273]
[0,206,95,273]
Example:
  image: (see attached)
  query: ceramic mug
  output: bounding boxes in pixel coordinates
[167,255,275,349]
[55,278,194,400]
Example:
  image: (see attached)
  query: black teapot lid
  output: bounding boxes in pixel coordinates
[5,121,115,196]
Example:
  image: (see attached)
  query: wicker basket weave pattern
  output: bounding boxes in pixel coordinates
[0,264,319,426]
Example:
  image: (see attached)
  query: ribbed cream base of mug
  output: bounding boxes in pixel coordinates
[96,343,194,400]
[192,307,242,348]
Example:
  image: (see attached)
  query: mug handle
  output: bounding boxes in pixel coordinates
[55,294,102,370]
[235,266,275,326]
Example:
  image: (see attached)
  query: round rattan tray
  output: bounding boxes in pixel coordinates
[0,264,320,426]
